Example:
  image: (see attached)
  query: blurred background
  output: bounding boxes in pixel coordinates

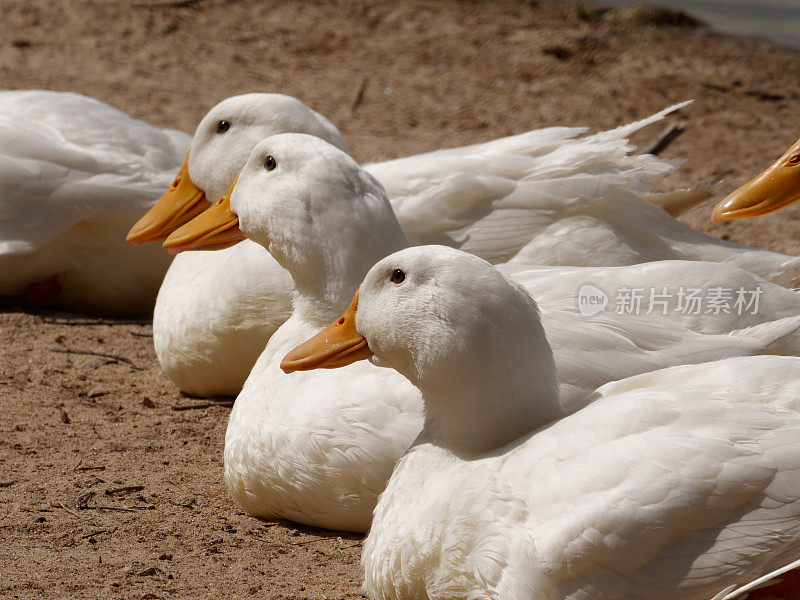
[605,0,800,47]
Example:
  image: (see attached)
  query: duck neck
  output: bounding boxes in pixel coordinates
[418,380,561,456]
[291,252,388,325]
[414,326,562,455]
[273,205,409,325]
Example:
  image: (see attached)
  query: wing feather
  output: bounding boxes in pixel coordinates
[0,91,189,256]
[507,369,800,599]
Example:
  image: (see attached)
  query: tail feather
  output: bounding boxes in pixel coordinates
[728,315,800,352]
[713,558,800,599]
[745,567,800,599]
[584,100,693,143]
[646,181,716,217]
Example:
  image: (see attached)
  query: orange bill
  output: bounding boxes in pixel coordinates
[281,291,373,373]
[712,136,800,223]
[161,174,247,254]
[126,150,211,246]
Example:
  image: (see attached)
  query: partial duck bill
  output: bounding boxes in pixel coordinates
[712,136,800,223]
[280,291,373,373]
[126,149,211,246]
[161,174,246,254]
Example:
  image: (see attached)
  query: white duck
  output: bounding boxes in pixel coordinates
[132,94,793,397]
[164,134,800,532]
[284,245,800,600]
[0,90,189,315]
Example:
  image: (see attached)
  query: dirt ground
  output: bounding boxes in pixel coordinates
[2,1,800,598]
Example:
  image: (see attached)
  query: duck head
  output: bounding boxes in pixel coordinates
[282,246,562,451]
[126,93,348,245]
[164,133,408,320]
[712,136,800,223]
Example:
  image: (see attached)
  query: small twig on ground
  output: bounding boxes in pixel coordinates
[172,402,216,411]
[351,76,368,113]
[81,526,118,539]
[105,485,144,497]
[744,89,790,102]
[132,0,202,7]
[248,522,281,534]
[55,501,83,519]
[130,331,153,338]
[50,348,140,370]
[287,536,361,549]
[643,121,685,156]
[41,318,150,326]
[173,399,233,411]
[702,81,729,93]
[290,537,353,547]
[85,505,140,513]
[74,464,106,472]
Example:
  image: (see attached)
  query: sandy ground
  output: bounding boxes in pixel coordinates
[2,1,800,598]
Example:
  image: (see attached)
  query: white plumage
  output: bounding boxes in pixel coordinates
[173,134,800,532]
[0,90,189,314]
[151,94,799,398]
[307,245,800,600]
[366,104,798,283]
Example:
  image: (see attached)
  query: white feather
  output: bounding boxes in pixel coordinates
[0,90,189,314]
[217,135,800,532]
[351,246,800,600]
[152,96,800,397]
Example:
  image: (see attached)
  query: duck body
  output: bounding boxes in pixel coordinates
[500,193,800,286]
[149,96,798,397]
[0,90,189,314]
[161,240,800,400]
[223,259,800,529]
[224,313,422,532]
[366,356,800,600]
[506,259,800,338]
[153,241,293,396]
[166,135,800,532]
[505,260,800,390]
[281,245,800,600]
[161,246,800,400]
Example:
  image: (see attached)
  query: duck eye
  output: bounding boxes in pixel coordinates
[788,153,800,166]
[390,269,405,284]
[216,120,231,134]
[264,155,277,171]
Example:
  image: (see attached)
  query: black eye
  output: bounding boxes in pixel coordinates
[390,269,405,284]
[264,155,277,171]
[216,120,231,134]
